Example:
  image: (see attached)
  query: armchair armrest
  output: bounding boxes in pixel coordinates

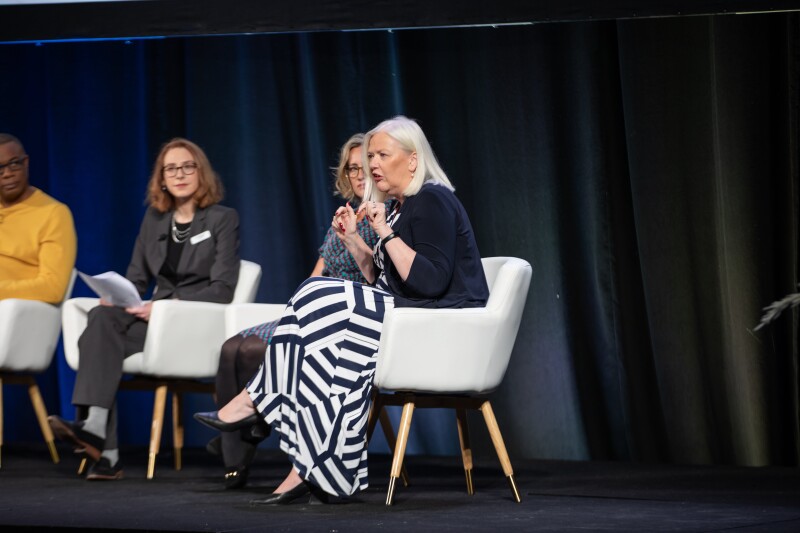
[224,303,286,338]
[61,297,101,371]
[0,299,62,372]
[140,299,229,378]
[375,307,505,394]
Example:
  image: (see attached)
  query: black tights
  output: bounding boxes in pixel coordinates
[216,334,268,469]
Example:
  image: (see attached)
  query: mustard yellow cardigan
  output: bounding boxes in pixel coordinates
[0,188,77,304]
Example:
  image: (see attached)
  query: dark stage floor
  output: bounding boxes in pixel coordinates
[0,443,798,532]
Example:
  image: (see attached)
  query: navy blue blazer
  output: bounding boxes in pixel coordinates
[125,205,240,304]
[379,183,488,309]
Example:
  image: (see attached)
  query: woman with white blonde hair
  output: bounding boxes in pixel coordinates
[196,116,488,504]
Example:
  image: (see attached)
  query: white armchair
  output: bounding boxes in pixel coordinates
[0,270,77,467]
[61,260,262,478]
[368,256,532,505]
[224,302,286,338]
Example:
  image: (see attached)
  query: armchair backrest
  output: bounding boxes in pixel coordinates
[374,256,532,394]
[232,260,262,304]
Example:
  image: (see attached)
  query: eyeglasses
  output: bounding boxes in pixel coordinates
[162,162,198,178]
[0,156,28,175]
[346,165,364,178]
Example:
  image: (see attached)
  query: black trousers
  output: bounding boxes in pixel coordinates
[216,334,267,469]
[73,305,148,449]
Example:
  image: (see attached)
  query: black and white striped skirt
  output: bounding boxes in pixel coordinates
[246,277,394,497]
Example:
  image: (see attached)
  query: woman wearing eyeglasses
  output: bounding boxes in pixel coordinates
[49,138,240,481]
[208,133,387,489]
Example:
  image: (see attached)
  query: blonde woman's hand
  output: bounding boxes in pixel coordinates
[333,202,358,241]
[365,200,390,235]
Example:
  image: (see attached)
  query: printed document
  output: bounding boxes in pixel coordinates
[78,271,143,307]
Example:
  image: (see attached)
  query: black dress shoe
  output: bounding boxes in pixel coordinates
[86,458,124,481]
[193,411,260,432]
[250,482,312,505]
[224,466,249,490]
[48,416,105,462]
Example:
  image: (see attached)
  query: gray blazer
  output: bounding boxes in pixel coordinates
[125,205,240,304]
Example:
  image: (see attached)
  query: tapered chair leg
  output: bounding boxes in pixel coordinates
[455,408,474,495]
[27,380,59,464]
[77,457,87,475]
[172,391,183,471]
[479,401,521,503]
[379,407,410,487]
[386,401,415,506]
[147,385,167,480]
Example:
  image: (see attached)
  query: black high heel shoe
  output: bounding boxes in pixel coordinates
[250,482,312,505]
[194,411,260,432]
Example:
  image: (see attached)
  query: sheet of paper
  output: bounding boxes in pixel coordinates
[77,271,143,307]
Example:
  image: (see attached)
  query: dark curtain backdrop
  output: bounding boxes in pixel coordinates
[2,12,798,466]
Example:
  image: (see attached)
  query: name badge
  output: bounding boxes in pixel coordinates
[190,230,211,245]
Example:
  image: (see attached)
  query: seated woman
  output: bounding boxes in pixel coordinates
[49,138,240,481]
[195,116,488,504]
[212,133,386,489]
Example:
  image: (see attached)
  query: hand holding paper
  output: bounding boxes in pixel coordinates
[78,271,143,307]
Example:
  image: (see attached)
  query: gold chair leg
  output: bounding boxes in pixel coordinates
[77,457,87,475]
[379,407,410,487]
[172,391,183,471]
[147,385,168,480]
[455,408,474,495]
[386,401,414,506]
[479,401,521,503]
[27,380,59,464]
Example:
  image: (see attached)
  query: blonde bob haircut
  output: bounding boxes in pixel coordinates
[147,138,224,213]
[363,115,454,203]
[332,133,365,202]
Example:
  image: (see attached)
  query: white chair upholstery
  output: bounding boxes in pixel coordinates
[368,256,532,505]
[0,270,77,467]
[60,260,262,478]
[224,302,286,338]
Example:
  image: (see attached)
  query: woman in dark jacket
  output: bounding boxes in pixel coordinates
[50,138,239,481]
[196,116,487,504]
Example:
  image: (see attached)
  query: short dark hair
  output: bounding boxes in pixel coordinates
[0,133,26,154]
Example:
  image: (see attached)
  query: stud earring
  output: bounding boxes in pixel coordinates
[161,184,167,192]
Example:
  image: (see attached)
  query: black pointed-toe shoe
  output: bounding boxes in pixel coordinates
[48,416,105,462]
[250,482,312,505]
[193,411,260,432]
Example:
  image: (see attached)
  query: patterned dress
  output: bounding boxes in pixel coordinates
[245,185,488,497]
[246,277,394,496]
